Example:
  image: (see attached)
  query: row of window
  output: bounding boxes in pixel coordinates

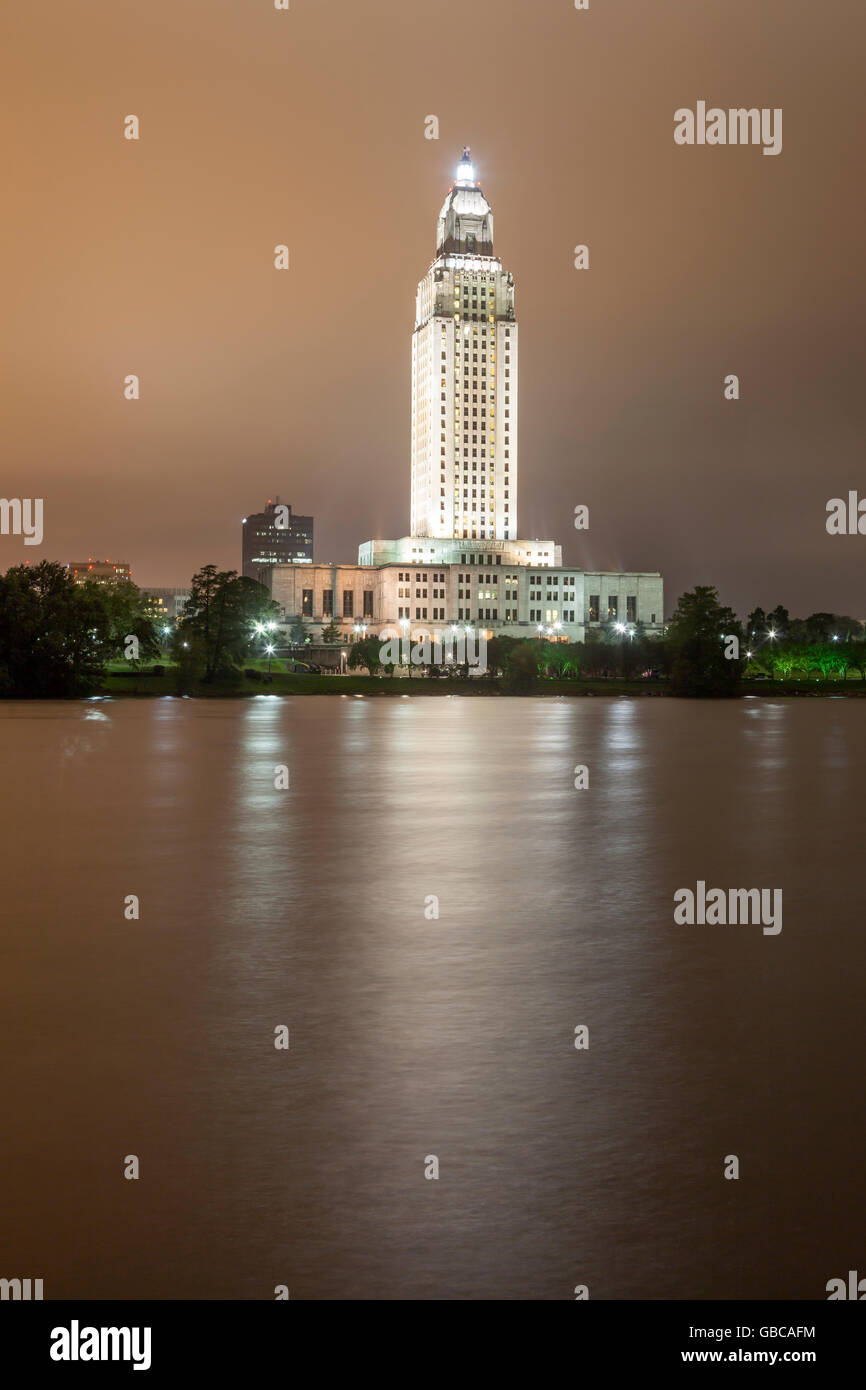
[440,449,512,460]
[455,609,514,621]
[403,607,447,620]
[585,596,638,622]
[306,594,657,626]
[314,607,626,627]
[301,589,374,619]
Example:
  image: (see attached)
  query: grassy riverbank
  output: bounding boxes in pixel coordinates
[98,668,866,697]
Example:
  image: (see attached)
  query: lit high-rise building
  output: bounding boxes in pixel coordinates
[411,148,516,542]
[242,499,313,583]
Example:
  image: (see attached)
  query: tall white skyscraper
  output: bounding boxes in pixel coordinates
[410,149,517,542]
[274,145,664,641]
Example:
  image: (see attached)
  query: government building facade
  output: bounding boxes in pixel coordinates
[270,150,663,644]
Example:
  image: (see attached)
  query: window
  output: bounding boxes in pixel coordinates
[322,589,333,616]
[589,595,600,622]
[302,589,313,617]
[626,596,636,623]
[608,596,618,620]
[343,590,354,618]
[363,591,373,618]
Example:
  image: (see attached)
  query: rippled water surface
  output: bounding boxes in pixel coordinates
[1,696,863,1299]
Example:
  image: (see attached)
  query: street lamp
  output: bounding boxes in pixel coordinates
[265,643,275,673]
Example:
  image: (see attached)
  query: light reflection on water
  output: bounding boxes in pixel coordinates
[0,697,863,1299]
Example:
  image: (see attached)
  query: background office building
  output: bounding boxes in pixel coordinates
[68,559,131,586]
[242,499,313,583]
[141,588,191,623]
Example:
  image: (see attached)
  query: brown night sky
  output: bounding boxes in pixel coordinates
[2,0,864,616]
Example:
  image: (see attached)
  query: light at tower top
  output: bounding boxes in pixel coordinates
[455,146,476,186]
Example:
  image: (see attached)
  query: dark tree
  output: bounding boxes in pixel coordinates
[347,635,382,675]
[666,586,743,697]
[288,614,309,647]
[502,642,540,693]
[746,607,767,638]
[98,579,160,665]
[179,566,280,680]
[0,562,110,696]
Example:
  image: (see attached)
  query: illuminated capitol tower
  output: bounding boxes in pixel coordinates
[359,147,556,570]
[411,146,516,542]
[271,150,663,641]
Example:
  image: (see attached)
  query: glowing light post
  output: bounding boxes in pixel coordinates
[460,625,474,675]
[614,621,635,676]
[265,643,275,674]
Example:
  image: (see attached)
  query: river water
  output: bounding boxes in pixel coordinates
[1,696,862,1299]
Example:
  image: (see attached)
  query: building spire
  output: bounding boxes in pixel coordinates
[455,147,475,186]
[436,146,493,255]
